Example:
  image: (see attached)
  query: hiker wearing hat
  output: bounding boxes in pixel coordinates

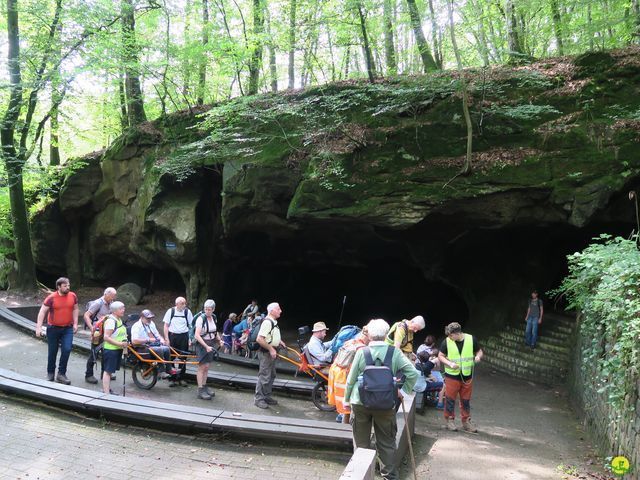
[306,321,333,366]
[130,310,176,379]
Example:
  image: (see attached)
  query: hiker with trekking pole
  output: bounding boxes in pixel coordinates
[344,318,419,480]
[438,321,483,433]
[101,301,129,395]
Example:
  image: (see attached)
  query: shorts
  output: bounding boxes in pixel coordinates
[222,334,232,350]
[196,339,217,364]
[103,349,123,374]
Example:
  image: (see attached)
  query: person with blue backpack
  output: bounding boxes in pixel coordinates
[344,318,419,480]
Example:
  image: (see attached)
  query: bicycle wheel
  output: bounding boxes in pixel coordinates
[312,381,335,412]
[132,363,158,390]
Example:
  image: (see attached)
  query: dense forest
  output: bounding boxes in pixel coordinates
[0,0,638,289]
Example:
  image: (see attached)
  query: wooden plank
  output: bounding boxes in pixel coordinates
[86,398,218,428]
[217,411,352,434]
[0,368,102,400]
[95,394,224,418]
[0,376,97,408]
[211,417,352,446]
[339,448,377,480]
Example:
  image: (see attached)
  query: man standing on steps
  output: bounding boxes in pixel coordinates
[438,322,483,433]
[254,302,286,409]
[35,277,79,385]
[84,287,117,384]
[163,297,193,387]
[524,290,544,350]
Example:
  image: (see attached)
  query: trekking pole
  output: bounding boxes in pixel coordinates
[401,397,418,480]
[122,346,127,397]
[337,296,347,329]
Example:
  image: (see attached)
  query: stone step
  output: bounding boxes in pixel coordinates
[482,355,560,381]
[544,311,577,326]
[491,334,570,356]
[504,325,571,342]
[510,322,574,337]
[482,342,568,370]
[483,356,565,385]
[500,329,569,348]
[483,338,569,364]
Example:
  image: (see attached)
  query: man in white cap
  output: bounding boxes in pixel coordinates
[306,321,333,366]
[130,309,176,379]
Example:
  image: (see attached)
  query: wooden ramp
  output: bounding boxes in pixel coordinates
[0,368,352,448]
[0,305,314,394]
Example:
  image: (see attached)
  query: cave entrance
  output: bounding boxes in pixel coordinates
[223,262,468,344]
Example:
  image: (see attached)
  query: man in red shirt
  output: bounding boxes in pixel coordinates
[36,277,79,384]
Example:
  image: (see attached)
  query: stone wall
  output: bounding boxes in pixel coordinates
[568,315,640,478]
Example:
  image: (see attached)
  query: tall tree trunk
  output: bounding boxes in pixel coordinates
[248,0,264,95]
[50,22,62,166]
[447,0,473,176]
[288,0,296,88]
[118,71,128,130]
[383,0,397,75]
[355,0,376,82]
[428,0,443,68]
[265,5,277,92]
[505,0,523,63]
[197,0,209,105]
[632,0,640,44]
[1,0,37,289]
[121,0,147,124]
[549,0,564,55]
[405,0,438,72]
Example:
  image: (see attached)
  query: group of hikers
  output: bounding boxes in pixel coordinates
[36,277,488,480]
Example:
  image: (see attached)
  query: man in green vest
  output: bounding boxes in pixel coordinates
[384,315,425,360]
[102,301,129,395]
[438,322,483,432]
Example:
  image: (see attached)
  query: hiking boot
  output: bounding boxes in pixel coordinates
[47,373,55,382]
[255,400,269,409]
[435,401,444,410]
[204,386,215,398]
[462,420,478,433]
[264,397,278,406]
[110,374,116,381]
[197,387,212,400]
[56,374,71,385]
[85,375,98,384]
[108,389,120,396]
[445,418,458,431]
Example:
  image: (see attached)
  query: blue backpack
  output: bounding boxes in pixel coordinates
[328,325,361,354]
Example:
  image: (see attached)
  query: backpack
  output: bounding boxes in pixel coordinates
[328,325,361,354]
[247,317,275,351]
[92,315,124,346]
[85,298,105,324]
[358,346,397,410]
[189,311,216,342]
[386,321,410,348]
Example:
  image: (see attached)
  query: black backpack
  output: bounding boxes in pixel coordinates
[247,317,275,351]
[358,346,397,410]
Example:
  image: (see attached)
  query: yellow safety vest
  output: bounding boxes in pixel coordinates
[103,315,127,351]
[444,334,474,377]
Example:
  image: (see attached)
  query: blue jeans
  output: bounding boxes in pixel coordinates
[47,326,74,375]
[525,316,539,347]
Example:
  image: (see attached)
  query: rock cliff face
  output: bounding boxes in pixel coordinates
[31,48,640,336]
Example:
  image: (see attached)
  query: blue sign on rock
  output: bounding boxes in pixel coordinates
[165,241,177,251]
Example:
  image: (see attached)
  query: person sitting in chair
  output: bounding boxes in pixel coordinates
[306,322,333,366]
[130,309,176,379]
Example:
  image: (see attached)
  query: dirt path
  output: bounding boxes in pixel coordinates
[401,368,612,480]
